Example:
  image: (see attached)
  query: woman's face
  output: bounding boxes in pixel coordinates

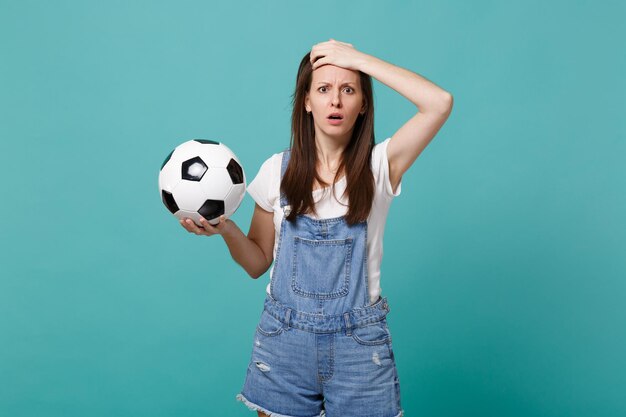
[305,65,366,142]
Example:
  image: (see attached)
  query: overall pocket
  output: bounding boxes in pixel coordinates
[291,236,352,299]
[256,310,285,337]
[350,320,391,346]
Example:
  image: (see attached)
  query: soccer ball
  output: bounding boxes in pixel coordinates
[159,139,246,226]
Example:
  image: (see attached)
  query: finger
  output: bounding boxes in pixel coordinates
[184,218,204,234]
[312,43,331,53]
[202,219,221,234]
[310,43,322,57]
[329,38,349,45]
[311,54,325,66]
[180,218,194,231]
[312,57,327,70]
[310,46,325,63]
[199,217,219,233]
[329,38,352,47]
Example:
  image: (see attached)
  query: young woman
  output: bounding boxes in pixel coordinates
[181,39,453,417]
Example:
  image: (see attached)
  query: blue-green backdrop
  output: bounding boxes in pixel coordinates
[1,1,624,416]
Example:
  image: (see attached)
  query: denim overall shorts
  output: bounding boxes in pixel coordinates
[237,149,403,417]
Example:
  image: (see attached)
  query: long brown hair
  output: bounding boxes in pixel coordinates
[281,52,376,225]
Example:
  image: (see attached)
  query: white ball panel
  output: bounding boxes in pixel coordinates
[173,209,205,228]
[224,183,246,217]
[158,157,182,193]
[220,143,243,165]
[171,180,208,211]
[198,168,234,200]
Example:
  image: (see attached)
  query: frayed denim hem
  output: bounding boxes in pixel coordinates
[236,393,326,417]
[236,392,402,417]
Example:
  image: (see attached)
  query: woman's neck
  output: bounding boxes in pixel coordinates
[315,136,348,173]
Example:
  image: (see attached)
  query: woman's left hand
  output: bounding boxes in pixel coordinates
[310,39,367,71]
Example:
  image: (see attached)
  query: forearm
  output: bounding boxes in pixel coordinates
[357,54,452,113]
[221,220,268,279]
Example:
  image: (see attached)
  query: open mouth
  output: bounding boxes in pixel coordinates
[327,113,344,124]
[327,117,344,124]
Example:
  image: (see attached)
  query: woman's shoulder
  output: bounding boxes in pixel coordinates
[247,150,286,211]
[253,149,289,188]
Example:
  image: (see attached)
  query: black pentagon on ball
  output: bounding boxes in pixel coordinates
[161,190,179,214]
[198,200,225,221]
[182,156,207,181]
[161,149,174,170]
[194,139,219,145]
[227,158,244,184]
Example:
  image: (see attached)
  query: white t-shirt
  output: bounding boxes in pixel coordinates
[247,137,402,305]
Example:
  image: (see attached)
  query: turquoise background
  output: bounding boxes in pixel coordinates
[1,1,624,416]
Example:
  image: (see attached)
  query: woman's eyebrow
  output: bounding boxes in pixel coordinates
[316,81,356,86]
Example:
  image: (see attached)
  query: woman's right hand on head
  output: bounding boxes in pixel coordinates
[180,215,232,237]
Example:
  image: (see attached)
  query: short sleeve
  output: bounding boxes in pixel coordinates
[246,154,275,212]
[374,137,402,198]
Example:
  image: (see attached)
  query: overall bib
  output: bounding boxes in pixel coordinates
[237,150,403,417]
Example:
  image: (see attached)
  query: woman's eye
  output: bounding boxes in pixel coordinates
[318,86,354,93]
